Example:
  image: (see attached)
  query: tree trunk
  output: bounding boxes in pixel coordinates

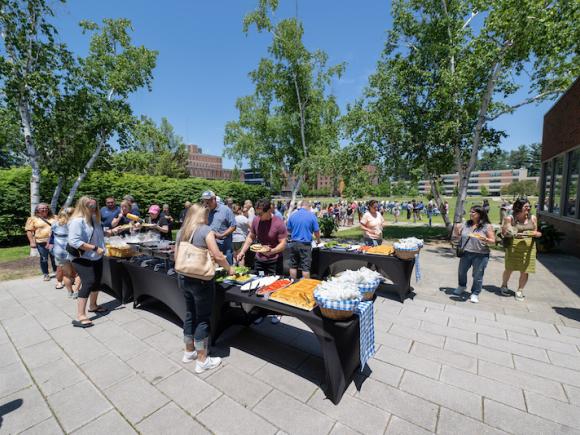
[286,174,304,217]
[430,177,451,228]
[63,138,104,208]
[50,176,64,212]
[18,99,41,215]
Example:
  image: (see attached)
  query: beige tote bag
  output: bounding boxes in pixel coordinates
[174,229,215,280]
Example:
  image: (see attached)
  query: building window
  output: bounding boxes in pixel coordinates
[542,161,553,212]
[552,156,564,214]
[564,149,579,218]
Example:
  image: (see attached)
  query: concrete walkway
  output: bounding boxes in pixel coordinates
[1,248,580,434]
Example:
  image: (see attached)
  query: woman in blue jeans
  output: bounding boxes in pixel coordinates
[453,205,496,303]
[177,204,235,374]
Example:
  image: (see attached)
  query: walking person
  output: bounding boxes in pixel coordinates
[500,198,542,301]
[453,205,496,303]
[406,201,413,221]
[68,196,111,328]
[287,201,320,280]
[426,199,434,227]
[176,204,235,372]
[202,190,236,264]
[48,207,79,297]
[393,201,400,223]
[360,200,386,246]
[25,203,57,281]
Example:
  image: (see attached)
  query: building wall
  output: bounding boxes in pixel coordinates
[186,144,238,180]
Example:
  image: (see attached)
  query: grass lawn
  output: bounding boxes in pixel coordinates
[0,245,30,263]
[0,245,38,282]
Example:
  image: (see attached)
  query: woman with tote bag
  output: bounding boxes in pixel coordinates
[175,204,235,373]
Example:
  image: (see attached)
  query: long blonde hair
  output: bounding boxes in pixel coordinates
[57,207,75,226]
[180,203,209,243]
[72,196,101,225]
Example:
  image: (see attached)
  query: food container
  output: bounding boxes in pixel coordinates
[358,279,381,301]
[393,242,419,260]
[314,289,361,321]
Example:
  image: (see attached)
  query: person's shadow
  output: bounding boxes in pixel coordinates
[0,399,23,428]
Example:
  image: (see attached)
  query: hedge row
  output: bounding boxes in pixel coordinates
[0,167,270,246]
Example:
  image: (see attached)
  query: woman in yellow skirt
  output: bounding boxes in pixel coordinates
[500,198,542,301]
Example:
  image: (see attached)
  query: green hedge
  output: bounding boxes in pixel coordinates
[0,167,270,246]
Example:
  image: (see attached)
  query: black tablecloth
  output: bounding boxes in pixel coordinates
[311,248,415,301]
[101,257,134,303]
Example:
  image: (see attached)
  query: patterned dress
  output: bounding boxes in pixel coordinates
[504,219,536,273]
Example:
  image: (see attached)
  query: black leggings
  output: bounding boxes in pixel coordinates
[72,258,103,299]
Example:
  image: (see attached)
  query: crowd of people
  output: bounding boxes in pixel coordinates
[23,192,542,372]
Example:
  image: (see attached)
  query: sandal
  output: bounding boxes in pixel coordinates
[55,282,64,290]
[72,319,93,328]
[88,306,108,313]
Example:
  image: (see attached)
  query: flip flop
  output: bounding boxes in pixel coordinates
[88,306,108,313]
[72,319,93,328]
[55,283,64,289]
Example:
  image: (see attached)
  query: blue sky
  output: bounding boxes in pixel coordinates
[54,0,554,169]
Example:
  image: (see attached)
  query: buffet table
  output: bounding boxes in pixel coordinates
[101,257,134,304]
[311,248,415,301]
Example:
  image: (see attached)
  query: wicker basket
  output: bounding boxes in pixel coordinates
[320,307,355,320]
[106,246,135,258]
[359,280,381,301]
[395,248,419,260]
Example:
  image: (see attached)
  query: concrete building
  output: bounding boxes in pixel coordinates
[539,78,580,255]
[186,145,238,180]
[418,168,538,196]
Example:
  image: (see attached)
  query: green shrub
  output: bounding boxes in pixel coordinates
[0,167,270,246]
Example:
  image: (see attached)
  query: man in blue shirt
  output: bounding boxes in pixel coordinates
[100,197,120,228]
[287,200,320,279]
[202,190,236,264]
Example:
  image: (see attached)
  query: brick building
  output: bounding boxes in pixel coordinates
[539,78,580,255]
[186,145,238,180]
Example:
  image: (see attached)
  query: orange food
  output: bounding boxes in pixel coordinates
[269,279,321,310]
[366,244,395,255]
[257,279,292,296]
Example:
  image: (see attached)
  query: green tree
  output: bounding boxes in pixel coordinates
[527,143,542,177]
[477,149,509,171]
[224,1,344,213]
[480,185,490,196]
[508,144,531,170]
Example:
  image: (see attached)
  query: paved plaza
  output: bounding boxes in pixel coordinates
[1,247,580,434]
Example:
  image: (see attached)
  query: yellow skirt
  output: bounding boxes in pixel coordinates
[505,238,536,273]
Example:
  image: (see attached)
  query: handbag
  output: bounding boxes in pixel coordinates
[66,225,95,258]
[174,229,215,280]
[455,236,469,258]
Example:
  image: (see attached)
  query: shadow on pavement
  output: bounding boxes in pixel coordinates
[538,254,580,297]
[0,398,23,428]
[553,307,580,323]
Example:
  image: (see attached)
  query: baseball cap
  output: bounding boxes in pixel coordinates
[148,205,161,214]
[201,190,216,200]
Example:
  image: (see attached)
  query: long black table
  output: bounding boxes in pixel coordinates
[311,248,415,301]
[116,260,360,404]
[101,257,134,303]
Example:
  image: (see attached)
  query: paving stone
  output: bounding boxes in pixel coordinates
[525,391,580,429]
[0,342,19,368]
[72,409,136,435]
[478,334,550,362]
[0,361,32,397]
[495,314,553,331]
[329,422,360,435]
[47,380,112,433]
[254,390,335,435]
[514,355,580,387]
[565,385,580,406]
[440,365,525,410]
[51,331,109,366]
[374,328,413,352]
[558,325,580,339]
[375,344,442,379]
[89,322,149,361]
[30,356,86,396]
[206,365,272,408]
[400,371,482,420]
[155,369,222,416]
[389,324,445,348]
[436,408,506,435]
[375,312,421,329]
[399,306,449,326]
[295,355,325,384]
[18,339,65,370]
[420,320,477,343]
[136,402,209,435]
[81,352,135,389]
[411,342,476,373]
[214,345,268,375]
[308,388,390,435]
[257,362,318,402]
[355,378,439,432]
[197,395,277,435]
[444,338,514,367]
[384,416,433,434]
[20,417,64,434]
[508,331,580,355]
[483,398,580,435]
[125,348,181,384]
[476,318,536,336]
[478,360,567,401]
[122,318,163,339]
[0,300,27,320]
[365,358,404,387]
[146,331,183,355]
[547,350,580,371]
[108,306,143,325]
[3,315,51,349]
[104,375,169,424]
[448,318,507,339]
[444,304,495,321]
[0,386,53,434]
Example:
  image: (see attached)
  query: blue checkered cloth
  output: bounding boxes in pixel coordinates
[314,291,361,311]
[415,252,421,282]
[355,300,375,371]
[357,279,381,296]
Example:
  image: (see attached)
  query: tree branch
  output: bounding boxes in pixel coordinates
[462,11,478,30]
[486,89,564,121]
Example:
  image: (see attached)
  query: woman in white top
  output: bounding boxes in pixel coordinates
[233,205,250,265]
[360,200,386,246]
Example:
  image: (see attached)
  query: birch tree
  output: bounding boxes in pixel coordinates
[224,0,344,211]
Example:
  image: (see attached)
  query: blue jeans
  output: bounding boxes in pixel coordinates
[180,275,214,350]
[458,252,490,295]
[218,240,233,265]
[364,238,382,247]
[36,242,57,275]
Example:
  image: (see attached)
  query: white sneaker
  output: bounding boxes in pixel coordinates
[453,286,465,296]
[515,290,525,301]
[195,356,221,373]
[182,350,197,363]
[470,294,479,303]
[270,315,282,324]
